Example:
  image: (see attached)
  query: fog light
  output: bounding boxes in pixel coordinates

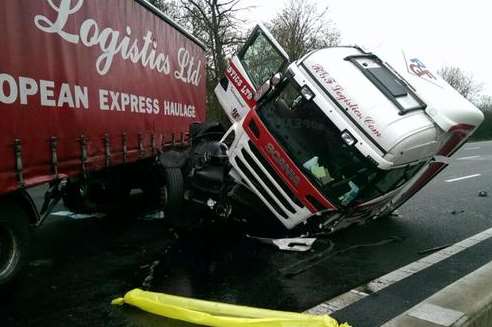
[341,130,356,146]
[300,85,315,101]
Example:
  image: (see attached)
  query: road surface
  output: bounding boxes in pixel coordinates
[1,140,491,327]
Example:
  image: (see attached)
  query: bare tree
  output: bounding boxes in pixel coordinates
[470,96,492,140]
[147,0,173,11]
[147,0,184,20]
[154,0,247,83]
[438,66,482,101]
[151,0,249,122]
[478,95,492,111]
[268,0,341,60]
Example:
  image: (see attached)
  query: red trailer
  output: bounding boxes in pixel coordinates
[0,0,206,284]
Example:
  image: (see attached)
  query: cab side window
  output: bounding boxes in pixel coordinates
[240,32,286,88]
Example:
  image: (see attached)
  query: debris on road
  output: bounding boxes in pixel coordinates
[28,259,53,267]
[141,260,160,290]
[51,211,106,220]
[418,243,452,255]
[281,236,403,277]
[451,209,465,215]
[247,235,317,252]
[138,210,165,221]
[112,288,351,327]
[478,191,488,197]
[389,210,401,218]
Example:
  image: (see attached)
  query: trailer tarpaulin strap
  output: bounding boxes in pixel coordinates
[112,289,350,327]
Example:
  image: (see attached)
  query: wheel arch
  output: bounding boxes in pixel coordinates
[0,190,40,226]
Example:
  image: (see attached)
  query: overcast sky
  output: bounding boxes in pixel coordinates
[239,0,492,96]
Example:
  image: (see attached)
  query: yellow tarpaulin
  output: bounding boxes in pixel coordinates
[112,289,351,327]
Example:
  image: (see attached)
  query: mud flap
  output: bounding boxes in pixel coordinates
[112,288,350,327]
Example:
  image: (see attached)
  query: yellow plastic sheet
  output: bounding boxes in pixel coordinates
[112,289,351,327]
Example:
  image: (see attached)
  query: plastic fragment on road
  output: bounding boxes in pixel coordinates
[139,210,165,220]
[450,209,465,215]
[112,288,350,327]
[51,210,106,220]
[247,235,317,252]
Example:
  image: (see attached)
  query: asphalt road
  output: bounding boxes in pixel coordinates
[1,140,491,327]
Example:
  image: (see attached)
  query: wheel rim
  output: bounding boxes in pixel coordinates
[0,225,17,277]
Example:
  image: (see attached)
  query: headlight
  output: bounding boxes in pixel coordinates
[300,85,315,101]
[341,130,356,146]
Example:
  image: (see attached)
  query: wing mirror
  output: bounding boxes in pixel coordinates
[254,73,283,102]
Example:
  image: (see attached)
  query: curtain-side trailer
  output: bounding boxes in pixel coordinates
[0,0,206,284]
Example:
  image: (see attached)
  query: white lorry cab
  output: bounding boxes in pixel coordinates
[185,25,484,233]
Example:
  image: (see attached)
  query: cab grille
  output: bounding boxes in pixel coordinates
[232,141,305,220]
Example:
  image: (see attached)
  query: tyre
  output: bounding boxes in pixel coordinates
[0,201,30,286]
[161,168,184,220]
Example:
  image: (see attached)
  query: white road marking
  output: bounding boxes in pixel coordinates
[406,303,464,326]
[464,147,480,150]
[456,155,480,161]
[306,226,492,315]
[445,174,481,183]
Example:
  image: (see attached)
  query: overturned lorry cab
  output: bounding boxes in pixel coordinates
[182,24,483,233]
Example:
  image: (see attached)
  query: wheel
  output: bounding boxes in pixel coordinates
[0,202,30,286]
[161,168,184,220]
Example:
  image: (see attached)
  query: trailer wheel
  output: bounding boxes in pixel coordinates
[0,202,30,286]
[161,168,184,219]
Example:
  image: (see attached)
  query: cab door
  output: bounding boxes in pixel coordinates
[214,24,290,122]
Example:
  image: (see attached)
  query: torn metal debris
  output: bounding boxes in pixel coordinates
[247,236,317,252]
